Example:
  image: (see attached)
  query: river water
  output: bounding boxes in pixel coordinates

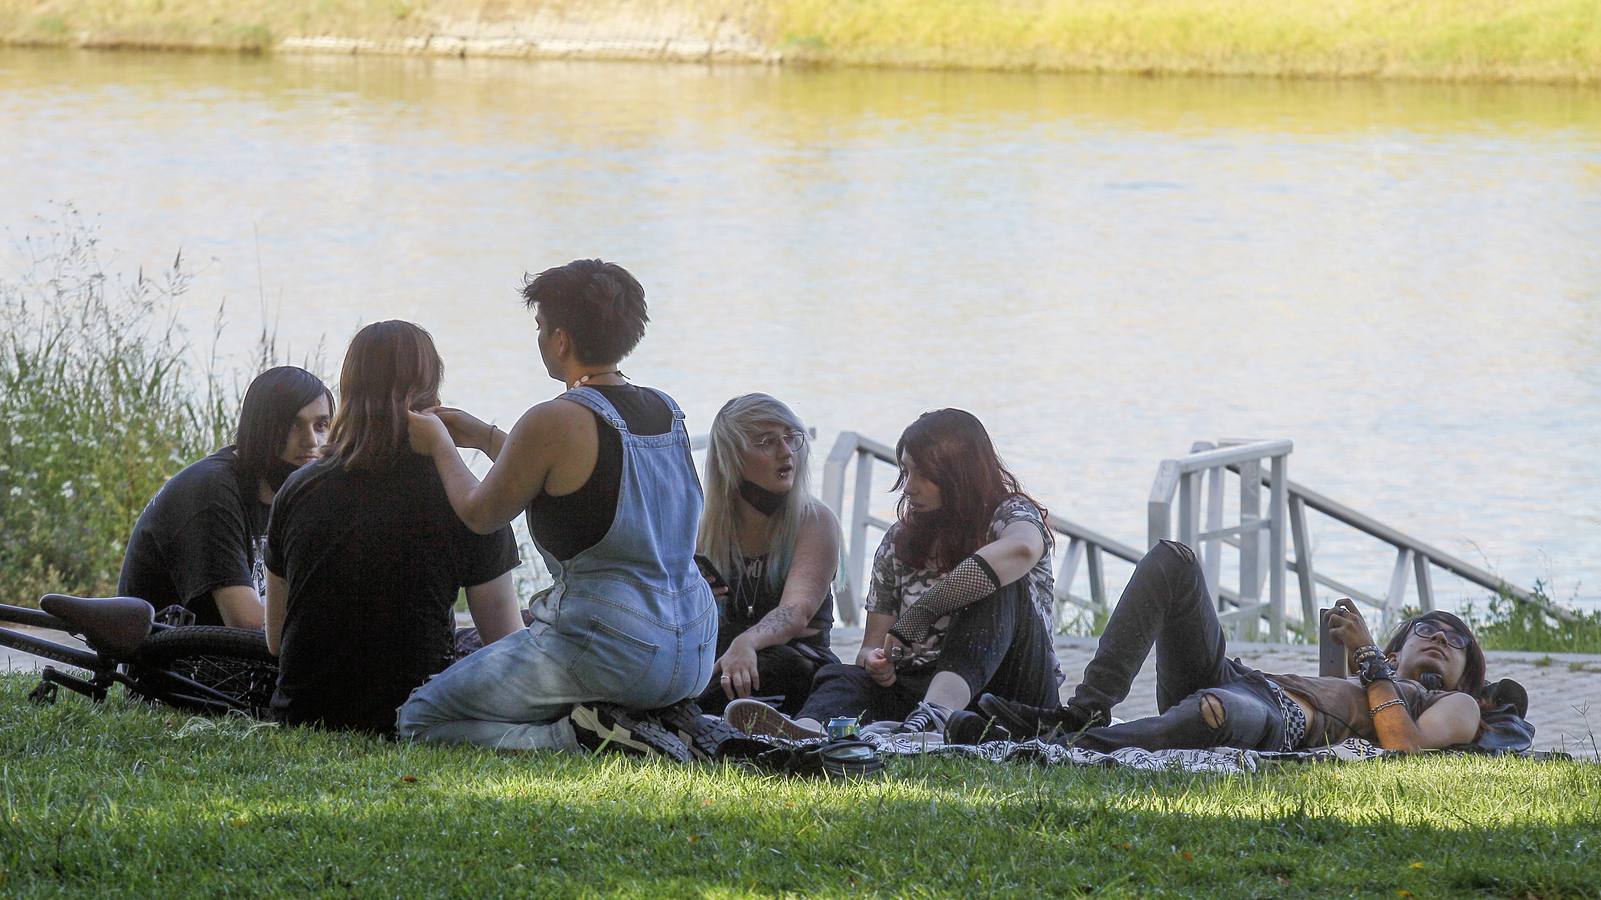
[3,48,1598,613]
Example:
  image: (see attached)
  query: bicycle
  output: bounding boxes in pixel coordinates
[0,594,277,718]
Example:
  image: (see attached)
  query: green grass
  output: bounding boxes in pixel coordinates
[2,1,1600,83]
[1,676,1597,896]
[1461,585,1601,655]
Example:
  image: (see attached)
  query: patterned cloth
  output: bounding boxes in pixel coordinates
[869,495,1056,670]
[1266,679,1308,751]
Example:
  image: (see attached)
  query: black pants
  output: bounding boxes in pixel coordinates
[694,640,840,716]
[796,580,1060,724]
[1062,540,1287,752]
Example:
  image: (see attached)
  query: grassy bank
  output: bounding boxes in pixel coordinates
[2,1,1599,83]
[0,676,1597,896]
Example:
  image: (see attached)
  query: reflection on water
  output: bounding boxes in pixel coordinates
[2,48,1598,609]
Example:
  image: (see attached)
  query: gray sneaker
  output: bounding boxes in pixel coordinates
[724,698,826,740]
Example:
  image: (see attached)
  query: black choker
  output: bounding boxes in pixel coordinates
[738,480,788,516]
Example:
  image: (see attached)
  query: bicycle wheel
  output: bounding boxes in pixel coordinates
[130,627,278,718]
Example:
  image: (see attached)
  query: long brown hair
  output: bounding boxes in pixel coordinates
[325,320,443,472]
[891,408,1048,572]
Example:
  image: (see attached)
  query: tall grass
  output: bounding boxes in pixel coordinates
[1460,583,1601,655]
[2,1,1599,83]
[0,209,234,606]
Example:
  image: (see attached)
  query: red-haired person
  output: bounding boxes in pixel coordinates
[727,408,1063,738]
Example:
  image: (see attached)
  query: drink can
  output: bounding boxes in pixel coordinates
[825,716,859,740]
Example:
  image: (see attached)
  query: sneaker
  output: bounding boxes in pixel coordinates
[976,693,1099,740]
[652,699,747,761]
[570,702,691,762]
[943,709,1014,745]
[724,698,826,740]
[892,701,951,735]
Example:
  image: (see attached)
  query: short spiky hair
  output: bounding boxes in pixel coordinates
[521,259,648,366]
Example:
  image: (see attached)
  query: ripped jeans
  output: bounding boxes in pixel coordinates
[1059,540,1290,753]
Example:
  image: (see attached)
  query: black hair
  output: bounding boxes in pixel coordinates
[521,259,648,366]
[234,366,334,488]
[1383,610,1487,695]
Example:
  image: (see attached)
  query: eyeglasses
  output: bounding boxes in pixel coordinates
[1412,620,1471,650]
[751,430,805,456]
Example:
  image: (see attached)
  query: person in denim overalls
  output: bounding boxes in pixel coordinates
[395,260,715,755]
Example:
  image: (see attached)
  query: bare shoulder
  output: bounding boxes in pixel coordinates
[798,501,842,549]
[510,397,595,441]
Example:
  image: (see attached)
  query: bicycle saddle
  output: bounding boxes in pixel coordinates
[39,594,155,660]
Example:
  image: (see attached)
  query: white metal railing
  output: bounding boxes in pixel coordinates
[817,431,1143,627]
[1250,467,1576,634]
[1148,439,1294,641]
[696,430,1557,636]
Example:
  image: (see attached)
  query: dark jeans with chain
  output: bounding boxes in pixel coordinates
[797,580,1060,724]
[1061,540,1287,753]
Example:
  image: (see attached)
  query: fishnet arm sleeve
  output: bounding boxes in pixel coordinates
[888,554,1001,646]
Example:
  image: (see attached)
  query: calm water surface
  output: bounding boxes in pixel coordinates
[3,49,1598,611]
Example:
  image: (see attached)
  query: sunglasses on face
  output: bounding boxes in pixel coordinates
[1412,620,1471,650]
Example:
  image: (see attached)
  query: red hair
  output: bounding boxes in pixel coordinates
[891,409,1048,572]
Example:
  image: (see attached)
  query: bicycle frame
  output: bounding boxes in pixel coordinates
[0,602,269,715]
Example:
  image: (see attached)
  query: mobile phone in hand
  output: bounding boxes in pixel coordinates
[693,554,729,592]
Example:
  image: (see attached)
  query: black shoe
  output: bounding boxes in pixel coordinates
[570,702,691,762]
[943,710,1014,746]
[651,699,747,762]
[976,694,1099,740]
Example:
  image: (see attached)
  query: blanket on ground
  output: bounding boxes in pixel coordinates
[847,732,1568,773]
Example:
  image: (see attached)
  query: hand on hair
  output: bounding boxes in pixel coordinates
[406,408,452,456]
[431,406,493,451]
[1326,597,1376,650]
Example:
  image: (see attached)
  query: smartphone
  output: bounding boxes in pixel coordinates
[1318,607,1350,677]
[693,554,729,592]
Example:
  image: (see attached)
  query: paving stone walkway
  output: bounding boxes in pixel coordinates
[7,623,1598,756]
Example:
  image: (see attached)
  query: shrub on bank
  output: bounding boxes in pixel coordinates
[0,212,231,605]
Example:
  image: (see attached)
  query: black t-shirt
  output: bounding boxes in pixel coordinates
[524,384,674,561]
[117,447,268,626]
[266,453,519,734]
[723,555,834,651]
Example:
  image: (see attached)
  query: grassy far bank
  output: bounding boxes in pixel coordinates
[0,678,1598,897]
[1,0,1599,84]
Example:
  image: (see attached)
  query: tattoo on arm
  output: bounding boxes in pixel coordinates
[750,606,800,643]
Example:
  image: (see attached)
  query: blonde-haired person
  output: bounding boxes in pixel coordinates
[697,394,842,716]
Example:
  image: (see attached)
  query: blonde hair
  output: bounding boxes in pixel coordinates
[697,394,820,593]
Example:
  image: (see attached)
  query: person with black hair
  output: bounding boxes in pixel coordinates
[961,541,1486,753]
[396,259,717,759]
[726,408,1064,740]
[117,366,332,629]
[264,321,522,735]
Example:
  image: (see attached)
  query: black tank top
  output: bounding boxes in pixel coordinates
[524,385,673,561]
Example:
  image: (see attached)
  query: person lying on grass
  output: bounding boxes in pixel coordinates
[692,393,843,717]
[957,540,1486,753]
[726,408,1064,740]
[263,321,523,735]
[118,366,333,630]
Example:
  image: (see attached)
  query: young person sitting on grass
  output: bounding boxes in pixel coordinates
[726,408,1063,740]
[396,259,722,760]
[957,540,1486,753]
[118,366,332,629]
[693,393,842,717]
[264,321,523,735]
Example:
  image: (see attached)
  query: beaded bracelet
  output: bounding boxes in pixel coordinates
[1369,698,1406,718]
